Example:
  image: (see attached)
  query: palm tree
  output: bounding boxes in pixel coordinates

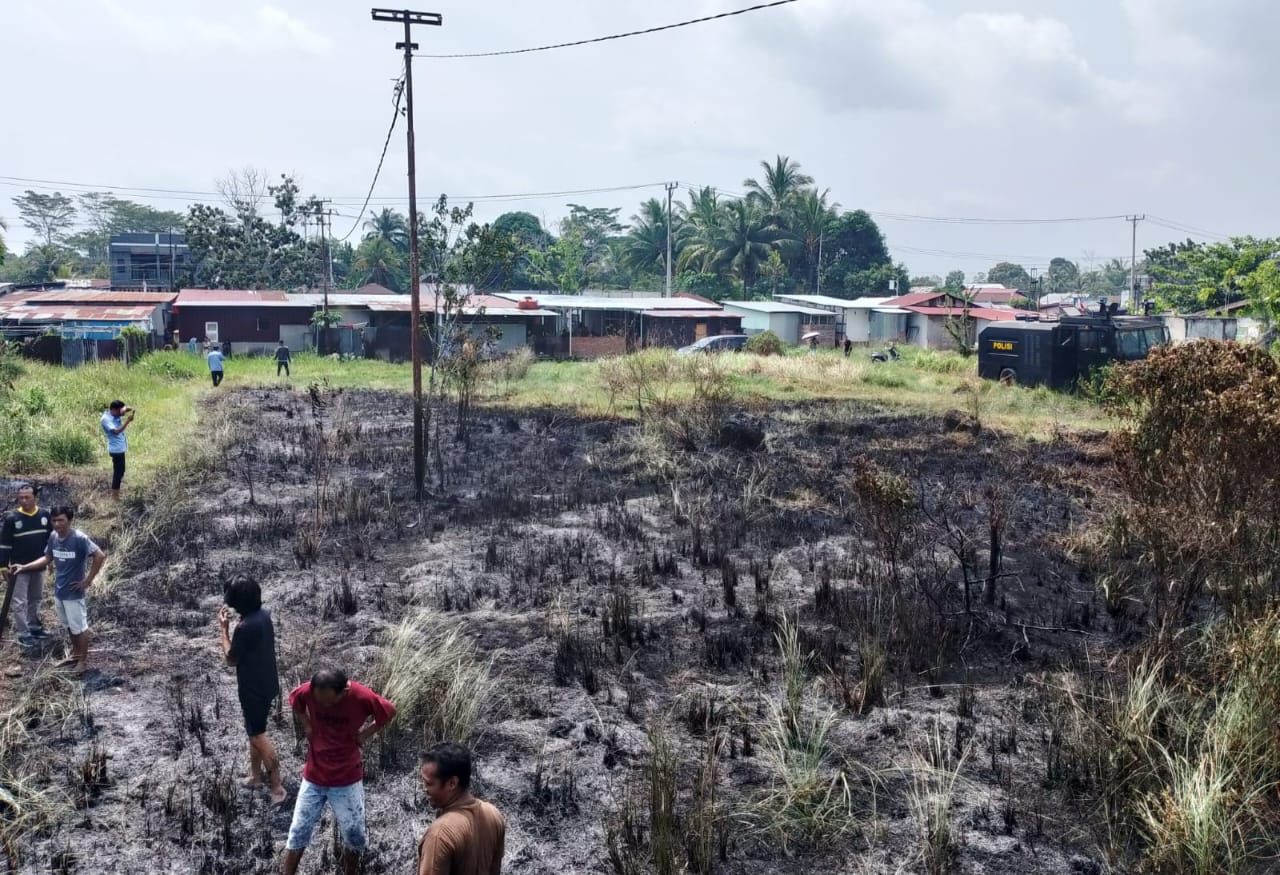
[713,200,778,300]
[791,188,839,292]
[352,236,405,290]
[363,208,409,252]
[677,186,726,274]
[743,155,814,220]
[622,198,686,278]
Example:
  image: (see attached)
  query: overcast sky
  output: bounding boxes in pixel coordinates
[2,0,1275,277]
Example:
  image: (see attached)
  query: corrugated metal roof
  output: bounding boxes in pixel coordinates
[0,304,158,322]
[641,309,735,318]
[364,299,556,317]
[774,294,893,310]
[494,293,719,312]
[175,289,302,307]
[0,290,176,304]
[721,301,834,316]
[907,307,1018,320]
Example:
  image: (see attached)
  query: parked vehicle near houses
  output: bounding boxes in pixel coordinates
[676,334,749,355]
[870,343,900,363]
[977,308,1169,389]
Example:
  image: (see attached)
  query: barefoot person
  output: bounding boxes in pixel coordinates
[418,743,506,875]
[12,507,104,672]
[0,484,53,649]
[283,668,396,875]
[218,576,285,804]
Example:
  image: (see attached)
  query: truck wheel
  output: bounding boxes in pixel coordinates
[998,368,1017,386]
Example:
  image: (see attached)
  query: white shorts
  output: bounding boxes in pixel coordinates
[55,597,90,635]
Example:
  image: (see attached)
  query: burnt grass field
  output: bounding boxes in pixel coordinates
[13,384,1127,874]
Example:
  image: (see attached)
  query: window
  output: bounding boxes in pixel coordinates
[204,321,219,343]
[1116,330,1144,358]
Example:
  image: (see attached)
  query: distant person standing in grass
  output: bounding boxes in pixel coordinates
[207,344,225,387]
[418,743,506,875]
[100,400,135,498]
[275,342,291,377]
[283,668,396,875]
[218,575,285,804]
[187,337,198,354]
[0,484,53,649]
[12,507,104,673]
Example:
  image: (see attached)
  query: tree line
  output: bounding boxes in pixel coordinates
[2,160,1274,320]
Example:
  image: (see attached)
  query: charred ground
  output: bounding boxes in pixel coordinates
[10,385,1123,874]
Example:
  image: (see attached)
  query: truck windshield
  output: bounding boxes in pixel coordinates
[1116,330,1145,359]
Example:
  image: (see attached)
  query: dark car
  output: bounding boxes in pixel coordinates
[676,334,749,355]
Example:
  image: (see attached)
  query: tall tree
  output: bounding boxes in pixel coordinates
[743,155,814,219]
[1146,237,1278,312]
[712,200,778,300]
[0,217,6,265]
[622,197,685,279]
[351,237,405,290]
[790,188,838,293]
[943,270,966,292]
[677,186,726,274]
[13,190,76,247]
[986,262,1033,291]
[364,208,410,252]
[818,210,894,298]
[1045,257,1080,295]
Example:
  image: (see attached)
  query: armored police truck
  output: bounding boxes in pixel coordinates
[977,308,1168,389]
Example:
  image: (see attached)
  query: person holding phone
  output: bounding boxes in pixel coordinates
[100,400,135,498]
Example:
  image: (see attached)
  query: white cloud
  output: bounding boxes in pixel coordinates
[746,0,1161,125]
[254,6,333,56]
[88,0,332,56]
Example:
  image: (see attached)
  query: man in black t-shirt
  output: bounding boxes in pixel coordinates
[218,575,285,804]
[0,484,54,647]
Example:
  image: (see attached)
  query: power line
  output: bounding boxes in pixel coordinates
[336,71,406,242]
[413,0,799,60]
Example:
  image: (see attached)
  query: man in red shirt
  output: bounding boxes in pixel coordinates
[283,667,396,875]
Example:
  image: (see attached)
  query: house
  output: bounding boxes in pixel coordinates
[772,294,912,344]
[173,289,316,353]
[719,301,836,346]
[0,290,173,341]
[494,292,741,358]
[879,290,1018,350]
[110,233,191,291]
[361,291,558,362]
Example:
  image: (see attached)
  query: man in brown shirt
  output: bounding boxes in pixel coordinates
[418,743,506,875]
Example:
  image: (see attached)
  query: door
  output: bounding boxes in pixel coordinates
[204,321,219,343]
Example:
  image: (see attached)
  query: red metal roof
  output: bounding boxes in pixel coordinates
[883,291,947,308]
[0,304,159,322]
[0,290,176,304]
[969,289,1028,304]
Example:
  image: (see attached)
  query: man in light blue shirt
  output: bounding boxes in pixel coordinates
[207,345,226,387]
[100,400,134,497]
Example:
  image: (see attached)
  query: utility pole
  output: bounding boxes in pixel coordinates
[315,198,334,316]
[373,7,442,502]
[1127,215,1145,312]
[664,181,678,297]
[816,231,824,295]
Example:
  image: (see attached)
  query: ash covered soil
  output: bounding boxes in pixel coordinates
[16,386,1124,874]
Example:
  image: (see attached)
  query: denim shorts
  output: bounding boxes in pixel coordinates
[285,779,367,851]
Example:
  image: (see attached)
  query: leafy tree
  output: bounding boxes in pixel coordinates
[910,275,942,288]
[986,262,1032,291]
[818,210,893,298]
[790,188,838,293]
[678,186,726,275]
[943,270,965,292]
[493,212,551,251]
[364,208,409,252]
[622,198,685,279]
[712,200,779,300]
[13,190,76,247]
[352,237,405,291]
[761,249,787,297]
[527,228,588,294]
[1045,257,1080,295]
[0,217,6,265]
[1145,237,1278,313]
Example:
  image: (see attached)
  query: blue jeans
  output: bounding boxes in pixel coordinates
[285,779,367,851]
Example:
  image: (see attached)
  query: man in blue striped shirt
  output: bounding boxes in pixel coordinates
[100,401,134,498]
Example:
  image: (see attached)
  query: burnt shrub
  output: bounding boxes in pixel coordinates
[1100,340,1280,622]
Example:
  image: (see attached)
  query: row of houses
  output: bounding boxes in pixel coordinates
[0,281,1251,365]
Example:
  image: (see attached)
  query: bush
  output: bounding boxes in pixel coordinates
[45,428,96,466]
[909,349,970,375]
[745,331,785,357]
[1102,340,1280,620]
